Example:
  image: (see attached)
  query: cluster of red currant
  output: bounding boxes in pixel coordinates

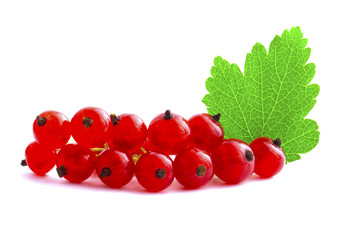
[22,107,286,192]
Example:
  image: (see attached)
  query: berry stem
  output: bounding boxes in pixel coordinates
[141,147,147,154]
[36,116,46,126]
[110,114,121,125]
[162,110,173,120]
[155,168,166,179]
[132,154,140,164]
[82,117,93,128]
[90,143,110,152]
[245,150,254,162]
[56,165,67,178]
[99,167,111,178]
[211,113,221,122]
[131,148,147,164]
[272,138,281,148]
[196,165,207,177]
[21,159,27,166]
[92,147,105,152]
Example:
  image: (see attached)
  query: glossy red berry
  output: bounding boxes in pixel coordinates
[71,107,111,148]
[95,149,135,188]
[135,152,174,192]
[56,144,96,183]
[148,110,190,155]
[108,113,147,153]
[174,148,214,189]
[188,113,224,153]
[22,141,57,176]
[212,139,255,184]
[249,137,285,178]
[33,110,71,150]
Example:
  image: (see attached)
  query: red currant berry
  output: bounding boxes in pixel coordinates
[250,137,285,178]
[188,113,224,153]
[22,141,57,176]
[135,152,174,192]
[174,148,214,189]
[71,107,111,148]
[33,110,71,150]
[95,149,135,188]
[56,144,96,183]
[148,110,190,155]
[108,113,147,153]
[212,139,255,184]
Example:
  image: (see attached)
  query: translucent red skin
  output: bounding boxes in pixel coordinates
[33,110,71,150]
[135,152,174,192]
[71,107,111,148]
[109,113,147,153]
[174,148,214,189]
[95,149,135,188]
[212,139,255,184]
[250,137,285,178]
[56,144,96,183]
[25,141,57,176]
[148,113,191,155]
[188,113,224,154]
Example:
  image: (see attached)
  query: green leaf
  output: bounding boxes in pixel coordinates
[202,27,320,162]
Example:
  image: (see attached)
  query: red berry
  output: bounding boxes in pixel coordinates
[212,139,255,184]
[71,107,111,148]
[148,110,190,155]
[23,141,57,176]
[33,110,71,150]
[108,113,147,153]
[174,148,214,189]
[56,144,96,183]
[249,137,285,178]
[135,152,174,192]
[188,113,224,153]
[95,149,135,188]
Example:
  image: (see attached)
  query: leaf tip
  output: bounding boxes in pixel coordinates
[214,55,223,63]
[251,42,267,55]
[291,26,302,32]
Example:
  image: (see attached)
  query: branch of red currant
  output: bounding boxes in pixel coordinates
[22,108,286,192]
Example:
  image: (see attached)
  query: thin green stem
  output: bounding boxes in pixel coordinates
[141,147,147,154]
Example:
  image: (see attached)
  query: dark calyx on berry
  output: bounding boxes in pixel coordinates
[162,110,173,120]
[211,113,221,122]
[56,165,67,178]
[196,165,207,177]
[21,159,27,166]
[82,117,93,128]
[272,138,281,148]
[100,167,111,178]
[245,150,254,162]
[110,114,121,126]
[36,116,46,126]
[155,168,166,179]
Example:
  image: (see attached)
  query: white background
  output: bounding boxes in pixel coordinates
[0,0,341,239]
